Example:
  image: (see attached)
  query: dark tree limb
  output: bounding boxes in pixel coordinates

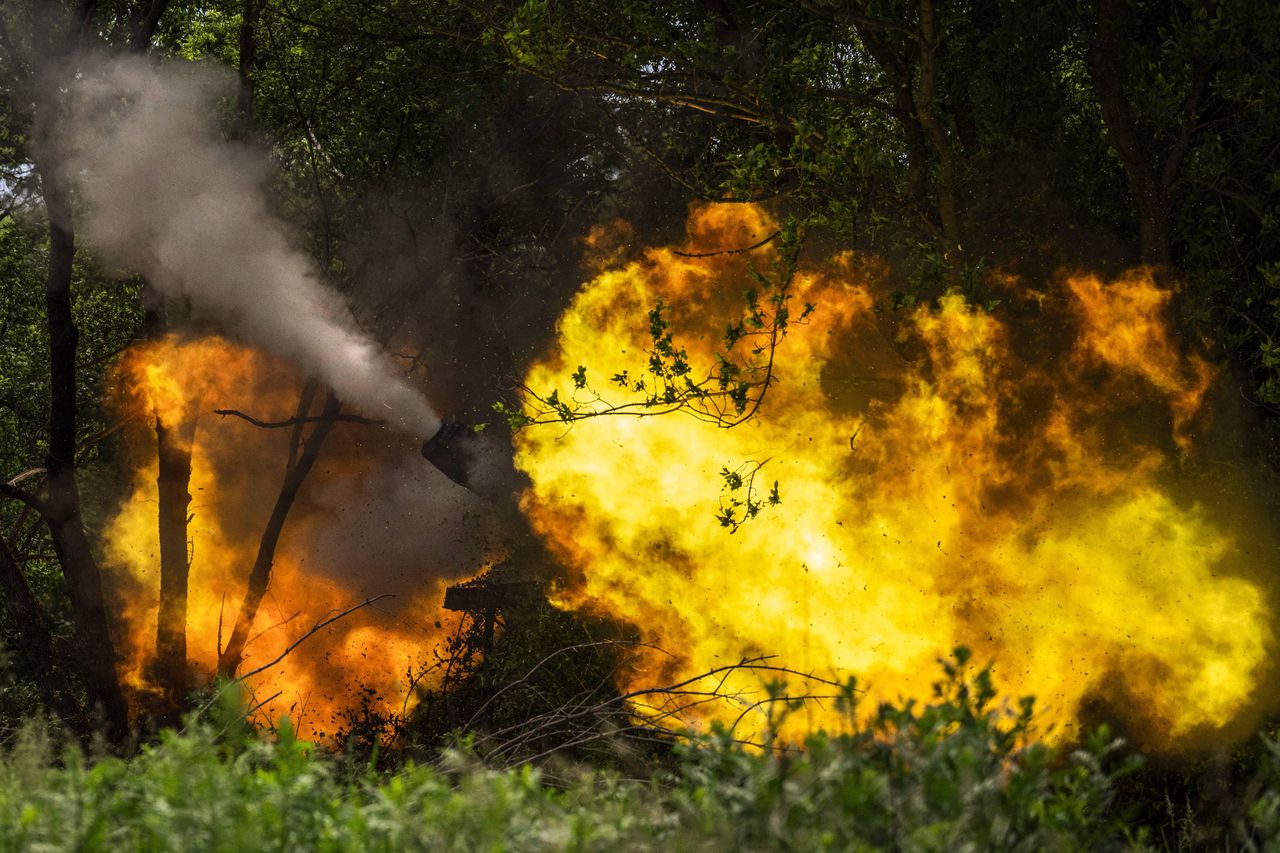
[0,539,84,728]
[36,157,131,740]
[1088,0,1206,268]
[238,0,263,120]
[913,0,963,284]
[127,0,174,51]
[217,391,342,677]
[0,481,50,516]
[213,408,381,430]
[672,229,781,258]
[154,417,195,712]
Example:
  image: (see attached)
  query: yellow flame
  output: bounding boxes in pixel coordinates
[1066,272,1214,451]
[514,204,1275,751]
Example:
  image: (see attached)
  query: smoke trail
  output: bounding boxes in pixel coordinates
[41,53,439,437]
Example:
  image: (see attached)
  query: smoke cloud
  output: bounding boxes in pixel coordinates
[43,53,439,437]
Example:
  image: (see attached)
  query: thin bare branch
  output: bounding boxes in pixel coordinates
[213,408,382,429]
[239,593,395,682]
[189,593,395,729]
[672,229,781,258]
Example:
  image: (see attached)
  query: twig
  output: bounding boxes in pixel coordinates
[239,594,395,682]
[188,594,395,729]
[462,646,857,768]
[244,691,283,725]
[672,229,781,258]
[5,468,45,487]
[464,640,674,730]
[244,609,304,654]
[216,593,226,657]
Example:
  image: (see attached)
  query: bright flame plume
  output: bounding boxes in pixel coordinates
[515,204,1277,752]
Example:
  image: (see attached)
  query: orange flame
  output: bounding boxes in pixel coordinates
[514,204,1277,752]
[105,336,456,735]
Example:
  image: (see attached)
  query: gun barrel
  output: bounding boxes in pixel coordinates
[421,419,471,487]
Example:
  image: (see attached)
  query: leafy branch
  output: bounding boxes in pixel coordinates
[498,220,813,433]
[494,222,809,532]
[716,460,781,533]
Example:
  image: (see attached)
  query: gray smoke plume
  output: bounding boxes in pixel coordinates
[299,445,506,594]
[44,53,439,437]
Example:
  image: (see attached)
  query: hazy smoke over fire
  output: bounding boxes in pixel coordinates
[45,54,438,437]
[515,205,1279,752]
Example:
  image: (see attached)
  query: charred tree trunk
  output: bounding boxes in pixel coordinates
[38,163,130,740]
[898,88,930,206]
[136,0,210,715]
[0,0,181,736]
[217,391,341,678]
[129,0,201,716]
[154,417,194,709]
[139,268,195,715]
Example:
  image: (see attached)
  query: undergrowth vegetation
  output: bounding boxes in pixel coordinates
[0,654,1273,851]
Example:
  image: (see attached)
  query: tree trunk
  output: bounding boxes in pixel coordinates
[135,0,209,716]
[845,14,941,243]
[915,0,963,285]
[1088,0,1173,268]
[139,277,196,715]
[128,0,175,51]
[6,0,180,739]
[898,87,930,205]
[38,162,131,740]
[238,0,262,121]
[0,539,84,727]
[217,392,341,677]
[154,417,194,708]
[1138,201,1172,269]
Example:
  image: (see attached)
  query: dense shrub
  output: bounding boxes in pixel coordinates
[0,656,1161,852]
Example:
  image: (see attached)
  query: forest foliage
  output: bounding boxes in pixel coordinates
[0,660,1176,852]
